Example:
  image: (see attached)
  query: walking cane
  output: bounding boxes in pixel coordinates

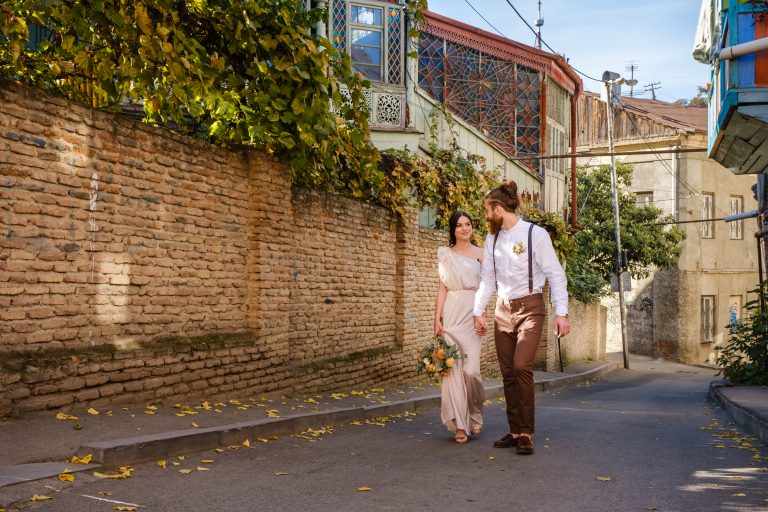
[557,334,564,372]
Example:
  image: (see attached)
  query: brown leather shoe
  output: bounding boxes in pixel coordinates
[516,435,533,455]
[493,433,518,448]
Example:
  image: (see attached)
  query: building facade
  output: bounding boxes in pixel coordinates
[578,92,758,363]
[323,1,582,218]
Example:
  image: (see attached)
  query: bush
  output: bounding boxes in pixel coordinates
[717,285,768,385]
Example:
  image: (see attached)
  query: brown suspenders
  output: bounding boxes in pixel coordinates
[492,222,534,295]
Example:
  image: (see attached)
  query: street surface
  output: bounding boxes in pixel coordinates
[2,357,767,512]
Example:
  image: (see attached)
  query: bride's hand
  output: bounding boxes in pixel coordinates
[434,319,445,335]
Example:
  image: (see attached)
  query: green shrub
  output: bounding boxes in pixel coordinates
[717,285,768,385]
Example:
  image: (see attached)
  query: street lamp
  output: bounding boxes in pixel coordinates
[602,71,636,370]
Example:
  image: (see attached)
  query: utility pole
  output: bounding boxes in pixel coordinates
[604,76,631,370]
[644,82,661,100]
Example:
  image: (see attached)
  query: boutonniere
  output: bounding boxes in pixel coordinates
[512,241,526,254]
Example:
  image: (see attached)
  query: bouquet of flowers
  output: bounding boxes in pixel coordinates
[416,335,465,379]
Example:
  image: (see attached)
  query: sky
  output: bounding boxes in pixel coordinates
[427,0,709,102]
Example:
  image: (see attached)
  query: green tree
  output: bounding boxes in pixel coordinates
[569,162,685,303]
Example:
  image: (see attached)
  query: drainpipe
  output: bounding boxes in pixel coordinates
[673,142,679,221]
[570,88,580,229]
[718,36,768,60]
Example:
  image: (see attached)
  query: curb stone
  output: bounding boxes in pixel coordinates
[708,380,768,443]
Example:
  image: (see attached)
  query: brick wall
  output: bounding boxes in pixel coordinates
[0,84,604,417]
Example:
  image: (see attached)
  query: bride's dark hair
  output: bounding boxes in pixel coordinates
[448,210,473,247]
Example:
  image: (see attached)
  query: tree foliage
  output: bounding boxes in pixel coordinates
[717,286,768,385]
[569,162,686,303]
[0,0,378,183]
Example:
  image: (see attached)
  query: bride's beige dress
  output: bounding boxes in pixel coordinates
[437,247,484,433]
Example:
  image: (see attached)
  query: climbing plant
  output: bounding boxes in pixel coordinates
[0,0,382,184]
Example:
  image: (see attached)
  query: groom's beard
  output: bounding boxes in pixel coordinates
[487,215,502,235]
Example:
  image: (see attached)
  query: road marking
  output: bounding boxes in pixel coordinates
[80,494,145,508]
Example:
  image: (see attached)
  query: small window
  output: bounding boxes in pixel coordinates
[701,193,714,239]
[635,192,653,207]
[729,195,744,240]
[350,4,383,81]
[701,295,715,342]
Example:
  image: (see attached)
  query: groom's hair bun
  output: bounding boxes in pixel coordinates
[485,180,520,213]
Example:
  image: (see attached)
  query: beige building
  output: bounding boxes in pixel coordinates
[578,92,759,363]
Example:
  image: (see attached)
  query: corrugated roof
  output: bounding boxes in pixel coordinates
[584,91,707,133]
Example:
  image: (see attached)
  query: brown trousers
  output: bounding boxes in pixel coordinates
[494,293,545,435]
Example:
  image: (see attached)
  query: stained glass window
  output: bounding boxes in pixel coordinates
[330,1,404,85]
[417,31,542,169]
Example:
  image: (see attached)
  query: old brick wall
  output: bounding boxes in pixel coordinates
[0,84,604,417]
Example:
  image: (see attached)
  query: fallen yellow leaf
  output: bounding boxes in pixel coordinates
[87,408,99,415]
[714,444,725,449]
[71,454,93,464]
[58,470,75,482]
[242,439,251,448]
[266,409,280,418]
[488,456,496,461]
[595,476,612,482]
[98,492,111,496]
[113,507,136,511]
[146,405,157,411]
[179,469,192,474]
[174,413,186,417]
[157,460,167,469]
[30,495,52,501]
[93,466,134,479]
[274,472,289,476]
[255,438,268,443]
[304,398,318,404]
[371,388,384,393]
[734,493,747,497]
[200,459,214,463]
[191,422,199,428]
[56,412,78,421]
[357,487,373,491]
[144,410,156,415]
[196,466,210,471]
[214,449,225,453]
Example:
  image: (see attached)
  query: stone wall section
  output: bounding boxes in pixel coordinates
[0,84,604,417]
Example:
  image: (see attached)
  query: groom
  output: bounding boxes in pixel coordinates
[473,180,570,455]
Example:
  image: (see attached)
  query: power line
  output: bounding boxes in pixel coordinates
[501,0,602,83]
[464,0,507,39]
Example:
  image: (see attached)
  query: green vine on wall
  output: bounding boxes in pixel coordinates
[0,0,379,184]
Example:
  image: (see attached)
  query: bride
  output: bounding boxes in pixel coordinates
[434,211,485,443]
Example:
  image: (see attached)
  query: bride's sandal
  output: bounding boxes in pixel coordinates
[454,430,469,444]
[470,426,482,436]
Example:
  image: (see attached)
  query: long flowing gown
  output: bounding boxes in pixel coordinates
[437,247,485,433]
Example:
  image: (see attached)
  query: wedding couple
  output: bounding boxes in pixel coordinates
[434,180,571,455]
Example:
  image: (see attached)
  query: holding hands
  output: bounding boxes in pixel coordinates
[473,316,488,336]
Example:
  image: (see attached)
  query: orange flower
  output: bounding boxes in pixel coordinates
[436,348,445,360]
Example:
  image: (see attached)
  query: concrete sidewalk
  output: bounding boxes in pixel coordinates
[708,381,768,443]
[0,359,618,489]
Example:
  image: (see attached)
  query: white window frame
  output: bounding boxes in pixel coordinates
[635,191,653,207]
[348,1,388,83]
[729,195,744,240]
[701,295,715,342]
[701,192,714,239]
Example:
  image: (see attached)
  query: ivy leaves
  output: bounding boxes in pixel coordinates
[0,0,375,182]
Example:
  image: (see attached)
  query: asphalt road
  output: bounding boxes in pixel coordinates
[2,357,767,512]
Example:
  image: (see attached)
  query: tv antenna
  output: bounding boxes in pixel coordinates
[535,0,544,50]
[625,61,639,97]
[644,82,661,100]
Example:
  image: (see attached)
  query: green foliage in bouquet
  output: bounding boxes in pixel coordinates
[416,335,465,380]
